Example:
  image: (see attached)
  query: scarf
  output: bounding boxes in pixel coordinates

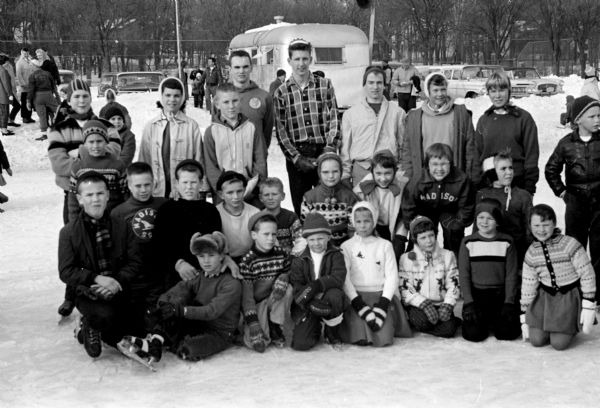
[422,97,454,116]
[68,108,95,121]
[84,213,112,276]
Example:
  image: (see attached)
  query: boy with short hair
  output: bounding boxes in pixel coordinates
[203,83,267,206]
[102,104,136,166]
[239,212,293,352]
[289,212,347,350]
[59,172,141,358]
[301,152,359,247]
[401,143,475,256]
[111,162,168,334]
[458,199,520,342]
[353,149,409,260]
[152,160,222,292]
[259,177,302,255]
[216,171,260,260]
[124,231,242,364]
[67,119,127,222]
[545,95,600,300]
[398,216,461,338]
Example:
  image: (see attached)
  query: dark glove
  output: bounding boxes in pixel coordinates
[500,303,518,323]
[295,280,322,308]
[308,298,332,317]
[420,299,439,324]
[369,297,391,332]
[462,302,482,323]
[351,296,376,325]
[247,320,266,353]
[271,275,289,301]
[392,235,408,260]
[295,155,317,173]
[153,301,184,321]
[440,215,463,231]
[438,303,454,322]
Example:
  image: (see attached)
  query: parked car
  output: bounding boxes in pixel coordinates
[504,67,564,97]
[58,69,75,86]
[98,72,117,97]
[115,71,164,93]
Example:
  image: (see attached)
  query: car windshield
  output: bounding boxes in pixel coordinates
[118,74,162,87]
[509,69,540,79]
[101,75,115,84]
[462,66,501,79]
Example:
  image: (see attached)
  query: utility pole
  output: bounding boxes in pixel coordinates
[175,0,183,79]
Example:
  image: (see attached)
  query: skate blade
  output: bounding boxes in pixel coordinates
[117,339,157,372]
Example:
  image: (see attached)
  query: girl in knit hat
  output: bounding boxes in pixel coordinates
[66,119,127,221]
[340,201,412,347]
[546,95,600,302]
[477,150,532,265]
[458,198,521,342]
[521,204,596,350]
[398,215,460,338]
[300,151,359,247]
[101,104,136,166]
[122,231,242,365]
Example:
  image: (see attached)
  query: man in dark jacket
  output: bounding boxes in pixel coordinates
[59,172,141,358]
[200,57,221,112]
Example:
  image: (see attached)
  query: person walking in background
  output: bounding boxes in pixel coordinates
[1,53,21,128]
[0,54,13,136]
[200,57,221,112]
[191,72,204,109]
[33,47,60,86]
[27,61,60,141]
[391,57,419,112]
[15,47,36,124]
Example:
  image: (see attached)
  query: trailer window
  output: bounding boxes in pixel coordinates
[314,47,343,64]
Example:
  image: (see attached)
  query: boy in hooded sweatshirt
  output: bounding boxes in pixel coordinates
[340,201,412,347]
[203,83,267,207]
[398,216,460,338]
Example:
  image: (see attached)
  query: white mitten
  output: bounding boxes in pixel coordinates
[520,314,529,341]
[291,236,308,256]
[580,299,597,334]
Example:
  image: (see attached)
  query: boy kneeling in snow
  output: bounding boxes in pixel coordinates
[129,232,242,362]
[59,172,141,359]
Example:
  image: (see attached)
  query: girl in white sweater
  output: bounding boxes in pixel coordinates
[339,201,412,346]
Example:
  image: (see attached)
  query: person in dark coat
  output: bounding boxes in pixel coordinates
[199,57,221,112]
[269,69,286,95]
[59,172,141,358]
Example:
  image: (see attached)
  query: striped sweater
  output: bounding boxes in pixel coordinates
[521,234,596,312]
[458,232,518,304]
[239,245,290,318]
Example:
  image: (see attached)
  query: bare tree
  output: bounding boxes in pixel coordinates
[566,0,600,74]
[403,0,451,64]
[528,0,567,75]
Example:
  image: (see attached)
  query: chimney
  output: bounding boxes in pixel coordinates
[274,16,284,24]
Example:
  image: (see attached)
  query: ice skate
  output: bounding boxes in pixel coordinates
[117,336,158,372]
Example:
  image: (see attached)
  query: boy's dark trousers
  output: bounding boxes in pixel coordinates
[397,93,416,112]
[76,292,129,346]
[9,96,20,122]
[20,91,32,121]
[564,192,600,301]
[285,142,324,216]
[461,287,520,342]
[291,288,346,351]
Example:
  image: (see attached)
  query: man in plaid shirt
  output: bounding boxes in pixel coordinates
[273,39,340,215]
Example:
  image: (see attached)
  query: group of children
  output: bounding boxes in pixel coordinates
[56,73,600,369]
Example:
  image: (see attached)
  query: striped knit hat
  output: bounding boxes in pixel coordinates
[572,95,600,124]
[82,119,108,142]
[302,212,331,238]
[66,78,91,101]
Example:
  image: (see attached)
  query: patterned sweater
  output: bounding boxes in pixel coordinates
[239,245,290,319]
[274,208,302,255]
[521,233,596,312]
[458,232,518,304]
[301,183,359,246]
[398,244,459,307]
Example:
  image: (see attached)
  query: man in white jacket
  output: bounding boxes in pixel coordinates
[340,66,406,187]
[15,48,36,124]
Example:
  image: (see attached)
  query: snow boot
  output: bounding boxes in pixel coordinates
[82,317,102,358]
[324,324,344,351]
[74,317,83,344]
[58,299,75,316]
[268,320,285,348]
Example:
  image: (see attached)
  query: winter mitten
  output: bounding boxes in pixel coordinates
[308,298,332,317]
[153,301,184,321]
[437,303,454,322]
[420,299,439,325]
[351,296,376,325]
[271,275,289,301]
[295,280,323,308]
[392,235,408,259]
[440,215,462,231]
[580,299,597,334]
[295,155,317,173]
[500,303,518,323]
[520,314,529,341]
[461,302,482,324]
[369,297,391,332]
[247,321,266,353]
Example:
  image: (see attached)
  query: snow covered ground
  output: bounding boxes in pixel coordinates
[1,76,599,408]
